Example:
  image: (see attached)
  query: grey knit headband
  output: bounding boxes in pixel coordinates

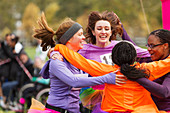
[59,23,82,45]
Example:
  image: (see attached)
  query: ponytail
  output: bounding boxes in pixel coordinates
[33,12,56,51]
[120,63,149,81]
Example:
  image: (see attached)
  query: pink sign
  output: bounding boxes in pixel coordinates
[161,0,170,30]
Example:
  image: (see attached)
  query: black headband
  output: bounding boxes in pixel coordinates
[59,23,82,45]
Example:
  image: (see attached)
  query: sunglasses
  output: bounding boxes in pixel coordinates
[146,43,164,49]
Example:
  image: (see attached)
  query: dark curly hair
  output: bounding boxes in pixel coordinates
[149,29,170,53]
[112,41,150,81]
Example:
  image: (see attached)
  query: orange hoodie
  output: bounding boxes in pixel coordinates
[54,44,170,113]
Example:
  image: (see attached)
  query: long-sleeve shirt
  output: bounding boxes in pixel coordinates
[121,25,136,45]
[40,58,116,113]
[54,44,170,112]
[136,55,170,111]
[136,73,170,111]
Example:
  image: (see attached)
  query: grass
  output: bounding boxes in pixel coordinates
[25,46,36,61]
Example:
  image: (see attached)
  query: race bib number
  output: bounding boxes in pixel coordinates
[100,53,114,65]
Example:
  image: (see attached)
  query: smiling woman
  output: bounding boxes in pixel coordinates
[146,29,170,61]
[136,29,170,112]
[92,20,112,47]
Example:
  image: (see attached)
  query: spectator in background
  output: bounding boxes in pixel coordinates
[5,34,23,82]
[18,51,34,87]
[0,34,13,82]
[0,82,7,109]
[1,33,33,111]
[0,34,14,109]
[16,51,34,110]
[9,33,23,54]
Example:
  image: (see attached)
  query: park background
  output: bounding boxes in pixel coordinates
[0,0,163,59]
[0,0,166,112]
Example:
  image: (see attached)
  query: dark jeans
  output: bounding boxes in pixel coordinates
[2,81,18,101]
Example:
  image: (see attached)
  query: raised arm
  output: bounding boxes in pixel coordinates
[121,24,136,45]
[121,25,151,63]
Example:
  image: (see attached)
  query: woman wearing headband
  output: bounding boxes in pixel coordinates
[30,12,124,113]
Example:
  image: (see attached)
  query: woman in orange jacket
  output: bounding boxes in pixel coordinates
[53,41,170,113]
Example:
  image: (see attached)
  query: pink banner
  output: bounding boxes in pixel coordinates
[161,0,170,30]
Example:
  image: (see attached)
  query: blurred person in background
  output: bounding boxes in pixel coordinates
[18,51,34,87]
[0,34,13,109]
[15,51,34,111]
[1,33,34,111]
[9,33,23,54]
[0,34,12,82]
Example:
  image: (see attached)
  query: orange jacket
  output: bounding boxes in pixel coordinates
[54,44,170,113]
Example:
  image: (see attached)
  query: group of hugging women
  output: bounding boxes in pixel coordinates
[28,10,170,113]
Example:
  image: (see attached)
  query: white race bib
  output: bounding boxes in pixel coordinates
[100,53,114,65]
